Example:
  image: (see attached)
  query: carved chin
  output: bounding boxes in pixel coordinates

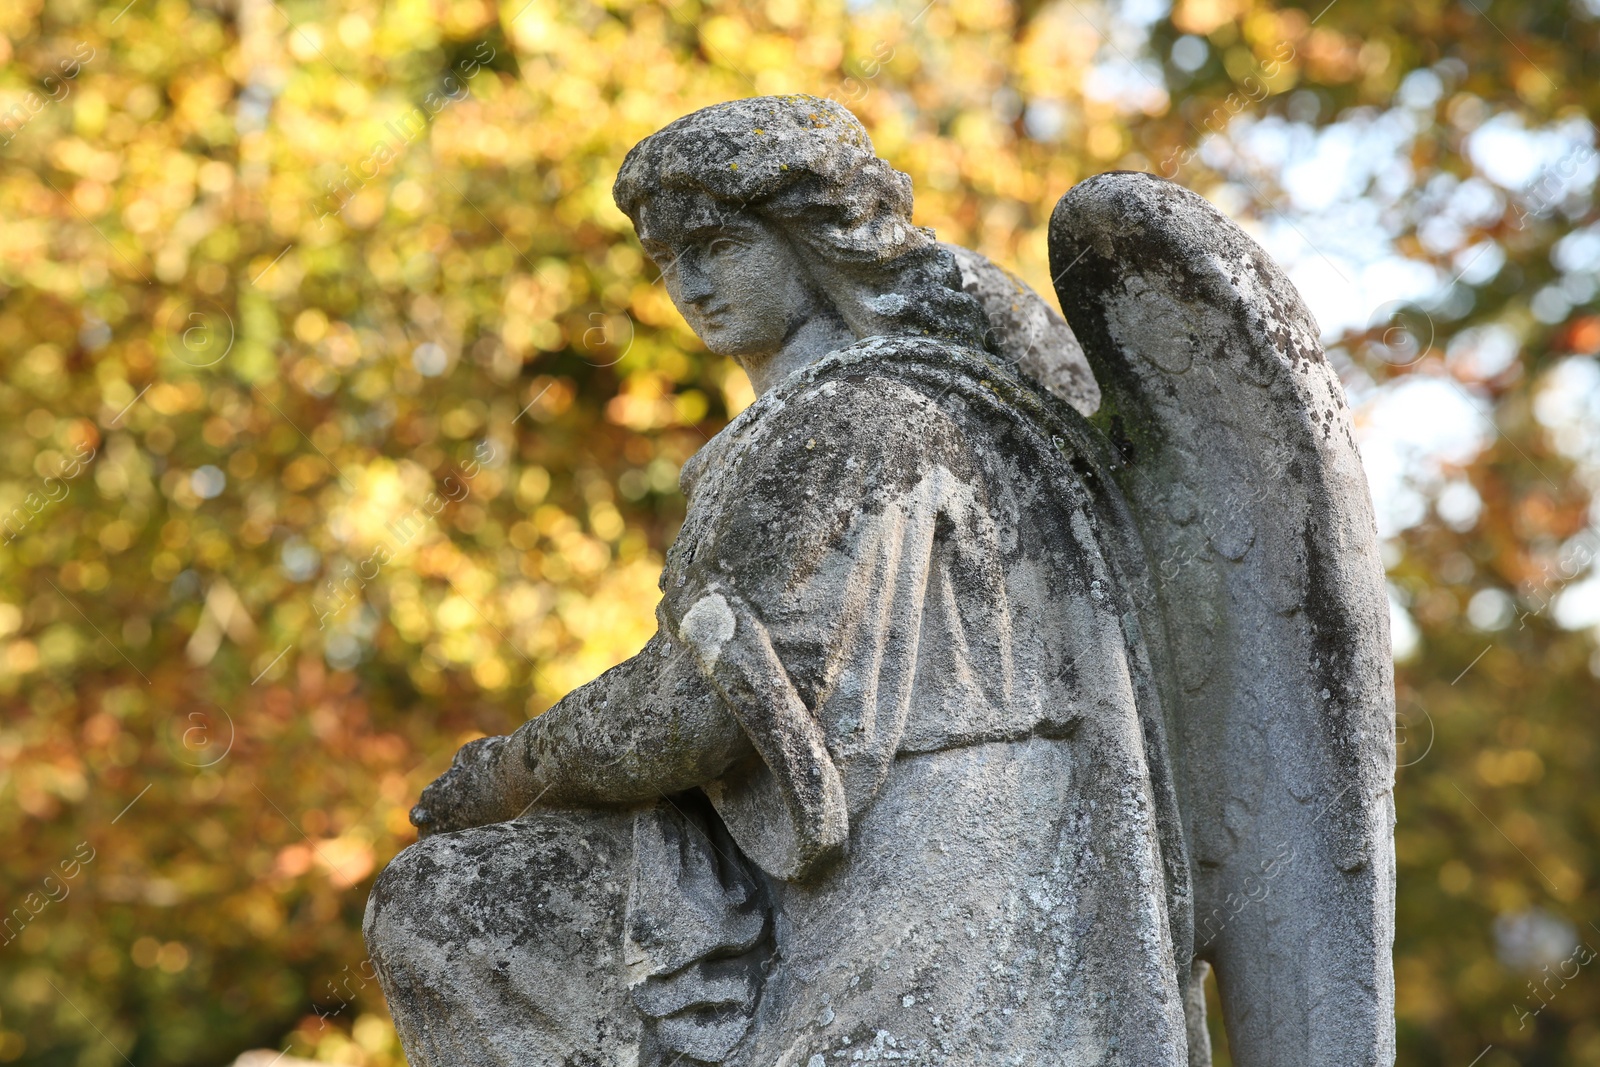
[701,324,769,358]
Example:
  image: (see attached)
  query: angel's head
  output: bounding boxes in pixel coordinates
[612,96,990,374]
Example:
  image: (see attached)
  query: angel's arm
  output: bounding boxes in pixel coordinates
[410,630,755,835]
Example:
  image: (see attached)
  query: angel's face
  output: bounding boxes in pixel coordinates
[638,201,819,362]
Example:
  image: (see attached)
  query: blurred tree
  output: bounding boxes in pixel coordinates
[0,0,1595,1064]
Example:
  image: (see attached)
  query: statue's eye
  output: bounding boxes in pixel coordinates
[649,247,683,275]
[706,238,738,257]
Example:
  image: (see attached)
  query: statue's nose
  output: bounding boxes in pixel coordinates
[676,261,715,304]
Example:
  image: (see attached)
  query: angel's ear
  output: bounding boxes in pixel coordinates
[1049,172,1394,1066]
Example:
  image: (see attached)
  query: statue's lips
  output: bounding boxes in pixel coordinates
[698,305,733,325]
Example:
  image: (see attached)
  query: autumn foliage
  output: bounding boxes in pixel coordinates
[1,0,1598,1064]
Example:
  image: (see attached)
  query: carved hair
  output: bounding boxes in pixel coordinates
[613,95,993,349]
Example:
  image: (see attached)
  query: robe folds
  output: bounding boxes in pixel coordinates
[365,335,1202,1066]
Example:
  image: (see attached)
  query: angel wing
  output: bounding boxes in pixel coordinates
[1036,172,1396,1066]
[941,241,1101,417]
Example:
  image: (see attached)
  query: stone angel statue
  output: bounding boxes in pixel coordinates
[363,96,1395,1066]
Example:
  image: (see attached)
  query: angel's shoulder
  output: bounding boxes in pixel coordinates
[770,357,967,442]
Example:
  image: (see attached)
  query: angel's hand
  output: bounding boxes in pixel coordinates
[410,735,511,838]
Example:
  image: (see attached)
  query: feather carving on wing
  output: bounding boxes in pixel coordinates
[951,172,1396,1067]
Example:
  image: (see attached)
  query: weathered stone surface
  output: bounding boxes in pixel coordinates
[943,241,1100,417]
[1049,171,1395,1067]
[365,97,1394,1067]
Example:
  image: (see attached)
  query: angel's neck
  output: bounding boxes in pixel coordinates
[740,309,856,396]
